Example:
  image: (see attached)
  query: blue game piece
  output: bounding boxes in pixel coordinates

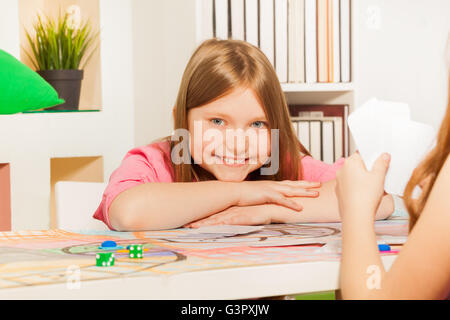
[378,244,391,252]
[102,241,117,248]
[98,241,123,250]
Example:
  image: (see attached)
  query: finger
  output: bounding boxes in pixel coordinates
[347,153,367,170]
[192,218,224,228]
[279,186,319,198]
[270,195,303,211]
[190,215,222,228]
[280,180,321,189]
[371,152,390,175]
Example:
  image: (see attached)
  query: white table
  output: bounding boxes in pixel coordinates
[0,255,398,299]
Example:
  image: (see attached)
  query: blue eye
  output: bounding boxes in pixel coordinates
[211,118,225,126]
[251,121,266,129]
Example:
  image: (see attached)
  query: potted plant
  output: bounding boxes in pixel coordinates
[24,11,98,111]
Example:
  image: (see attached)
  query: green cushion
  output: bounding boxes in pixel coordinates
[0,49,64,114]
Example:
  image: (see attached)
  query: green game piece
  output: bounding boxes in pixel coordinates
[96,252,115,267]
[128,244,143,258]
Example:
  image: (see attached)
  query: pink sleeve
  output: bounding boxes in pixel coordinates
[300,156,345,182]
[93,144,173,230]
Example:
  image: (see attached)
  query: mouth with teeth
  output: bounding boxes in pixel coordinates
[214,155,249,167]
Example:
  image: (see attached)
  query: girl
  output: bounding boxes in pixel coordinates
[335,73,450,299]
[93,39,394,231]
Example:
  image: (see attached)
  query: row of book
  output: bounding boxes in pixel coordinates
[197,0,352,84]
[289,105,349,164]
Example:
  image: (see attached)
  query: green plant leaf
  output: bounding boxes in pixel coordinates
[23,11,99,71]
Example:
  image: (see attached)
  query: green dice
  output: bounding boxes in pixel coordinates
[128,244,143,258]
[96,252,115,267]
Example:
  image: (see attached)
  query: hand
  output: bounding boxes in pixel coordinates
[184,206,270,228]
[235,180,320,211]
[184,204,303,228]
[335,153,390,221]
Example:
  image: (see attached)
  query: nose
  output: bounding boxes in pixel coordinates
[224,129,249,158]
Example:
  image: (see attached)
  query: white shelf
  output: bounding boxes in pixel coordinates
[281,82,354,92]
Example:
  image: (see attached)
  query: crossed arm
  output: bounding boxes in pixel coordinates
[186,179,394,228]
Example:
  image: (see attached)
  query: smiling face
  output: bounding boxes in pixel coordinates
[187,87,272,181]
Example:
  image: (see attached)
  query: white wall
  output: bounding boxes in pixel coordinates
[131,0,197,147]
[353,0,450,130]
[0,1,20,58]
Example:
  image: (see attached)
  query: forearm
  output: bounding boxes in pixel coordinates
[278,180,394,223]
[109,181,239,231]
[340,215,385,299]
[215,180,394,224]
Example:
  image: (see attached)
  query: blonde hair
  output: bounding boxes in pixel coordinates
[159,38,310,182]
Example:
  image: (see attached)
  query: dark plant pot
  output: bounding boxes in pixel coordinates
[37,69,84,111]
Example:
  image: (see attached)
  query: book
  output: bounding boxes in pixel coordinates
[292,116,342,162]
[289,104,350,157]
[340,0,351,82]
[288,0,297,82]
[332,0,341,83]
[304,0,317,83]
[309,121,322,160]
[317,0,329,82]
[197,0,214,44]
[245,0,259,47]
[288,0,305,83]
[231,0,245,40]
[328,0,333,82]
[296,0,305,83]
[297,121,311,152]
[332,116,343,160]
[260,0,275,66]
[322,120,335,164]
[215,0,229,39]
[275,0,288,82]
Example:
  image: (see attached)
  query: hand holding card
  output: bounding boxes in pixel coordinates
[348,98,436,196]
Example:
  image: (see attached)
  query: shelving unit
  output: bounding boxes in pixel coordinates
[0,0,135,231]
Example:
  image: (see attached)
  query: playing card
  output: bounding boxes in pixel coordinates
[348,98,436,196]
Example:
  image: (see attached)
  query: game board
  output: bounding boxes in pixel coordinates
[0,220,408,289]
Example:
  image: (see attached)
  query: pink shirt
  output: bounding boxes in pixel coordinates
[93,140,345,230]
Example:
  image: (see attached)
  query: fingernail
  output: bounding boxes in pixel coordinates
[383,153,390,161]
